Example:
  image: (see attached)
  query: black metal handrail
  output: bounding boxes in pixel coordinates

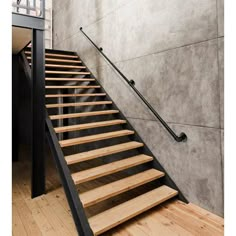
[80,27,187,142]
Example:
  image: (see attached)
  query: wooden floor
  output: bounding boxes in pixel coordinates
[13,147,224,236]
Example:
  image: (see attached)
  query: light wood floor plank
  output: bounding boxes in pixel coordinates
[12,204,28,236]
[158,203,223,236]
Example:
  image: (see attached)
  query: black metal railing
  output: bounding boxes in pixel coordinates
[12,0,45,18]
[80,27,187,142]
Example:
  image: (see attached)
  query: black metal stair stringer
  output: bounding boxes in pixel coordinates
[20,51,93,236]
[46,114,93,236]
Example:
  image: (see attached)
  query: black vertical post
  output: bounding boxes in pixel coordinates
[31,29,45,198]
[12,55,19,162]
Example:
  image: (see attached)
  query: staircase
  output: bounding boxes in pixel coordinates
[23,48,187,236]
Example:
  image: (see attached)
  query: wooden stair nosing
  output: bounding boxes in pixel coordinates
[45,85,100,89]
[45,78,95,81]
[46,93,106,98]
[44,64,86,69]
[46,101,112,108]
[54,119,126,133]
[80,169,165,207]
[88,185,178,235]
[59,130,134,147]
[29,64,86,69]
[71,154,153,185]
[46,71,90,75]
[65,141,144,165]
[25,51,78,58]
[27,57,82,63]
[49,110,119,120]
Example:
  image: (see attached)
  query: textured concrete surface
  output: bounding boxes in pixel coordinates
[218,38,224,129]
[217,0,224,36]
[53,0,224,216]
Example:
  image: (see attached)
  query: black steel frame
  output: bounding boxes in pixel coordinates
[30,29,46,198]
[80,27,187,142]
[17,30,46,198]
[46,115,93,236]
[21,48,93,235]
[12,0,46,197]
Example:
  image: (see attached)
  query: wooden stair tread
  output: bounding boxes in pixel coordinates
[59,130,134,147]
[46,93,106,98]
[49,110,119,120]
[88,185,178,235]
[46,101,112,108]
[80,169,165,207]
[45,78,95,81]
[65,141,144,165]
[72,154,153,184]
[27,57,82,63]
[45,64,85,69]
[55,119,126,133]
[46,71,90,75]
[25,51,78,58]
[45,85,100,89]
[30,64,86,69]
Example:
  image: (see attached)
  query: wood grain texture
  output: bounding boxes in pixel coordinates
[49,110,119,120]
[45,85,100,89]
[54,119,126,133]
[65,141,144,165]
[27,57,82,63]
[80,169,165,207]
[46,101,112,109]
[59,130,134,147]
[25,51,78,58]
[89,186,178,235]
[44,64,86,69]
[45,78,95,81]
[46,71,90,75]
[46,93,106,98]
[72,155,153,185]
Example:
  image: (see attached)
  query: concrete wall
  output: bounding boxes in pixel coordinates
[52,0,224,216]
[45,0,53,49]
